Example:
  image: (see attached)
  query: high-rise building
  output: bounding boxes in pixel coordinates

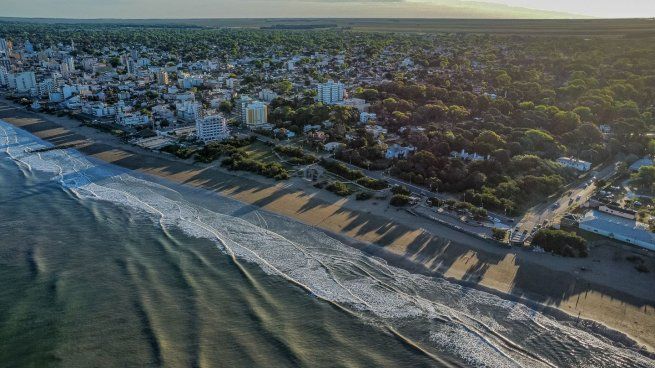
[0,67,8,86]
[24,40,34,53]
[175,101,203,123]
[316,80,345,105]
[196,114,231,142]
[244,101,268,127]
[156,68,169,85]
[13,71,37,95]
[60,59,74,77]
[258,88,278,103]
[0,38,10,54]
[0,57,10,71]
[38,78,55,97]
[120,54,135,75]
[63,56,75,73]
[237,95,253,123]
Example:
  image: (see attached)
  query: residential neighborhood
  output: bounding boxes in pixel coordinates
[0,24,653,258]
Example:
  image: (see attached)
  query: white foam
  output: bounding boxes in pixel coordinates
[0,119,651,368]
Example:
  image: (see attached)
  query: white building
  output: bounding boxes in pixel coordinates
[37,79,55,97]
[175,101,203,123]
[629,156,653,172]
[0,67,8,86]
[598,205,637,220]
[82,102,118,118]
[386,144,416,159]
[579,210,655,251]
[258,88,278,102]
[324,142,345,152]
[225,78,237,89]
[365,125,387,139]
[117,113,149,126]
[178,75,204,89]
[63,56,75,73]
[13,72,37,95]
[557,157,592,172]
[0,38,10,54]
[244,101,268,127]
[338,98,369,112]
[196,114,231,143]
[237,95,253,123]
[61,84,90,99]
[451,149,488,162]
[316,80,345,105]
[48,92,64,103]
[24,40,34,53]
[360,112,377,124]
[303,124,321,133]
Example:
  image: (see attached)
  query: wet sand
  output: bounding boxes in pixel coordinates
[1,99,653,354]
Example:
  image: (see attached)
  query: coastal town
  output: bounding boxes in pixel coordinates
[0,14,654,367]
[0,23,653,263]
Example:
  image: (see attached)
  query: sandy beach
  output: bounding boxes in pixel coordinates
[1,99,654,354]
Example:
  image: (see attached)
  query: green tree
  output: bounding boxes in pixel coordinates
[631,166,655,193]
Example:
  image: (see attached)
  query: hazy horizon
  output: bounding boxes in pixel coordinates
[1,0,654,20]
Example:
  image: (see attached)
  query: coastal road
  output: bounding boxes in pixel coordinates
[512,161,619,245]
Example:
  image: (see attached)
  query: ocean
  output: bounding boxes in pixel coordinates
[0,119,652,368]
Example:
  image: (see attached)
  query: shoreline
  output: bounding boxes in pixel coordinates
[1,99,654,355]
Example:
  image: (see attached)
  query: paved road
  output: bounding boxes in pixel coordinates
[511,161,619,244]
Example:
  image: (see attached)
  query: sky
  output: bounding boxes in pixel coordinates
[476,0,655,18]
[1,0,654,19]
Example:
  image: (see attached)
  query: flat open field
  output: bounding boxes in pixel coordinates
[1,17,654,37]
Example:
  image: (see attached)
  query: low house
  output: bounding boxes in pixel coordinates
[386,144,416,159]
[579,210,655,251]
[557,157,592,172]
[365,125,387,139]
[82,102,118,118]
[273,128,295,139]
[598,204,637,220]
[451,149,488,162]
[117,113,149,126]
[303,124,322,133]
[359,112,377,124]
[629,156,653,172]
[324,142,345,152]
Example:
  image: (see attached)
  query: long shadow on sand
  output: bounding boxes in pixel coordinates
[3,103,654,338]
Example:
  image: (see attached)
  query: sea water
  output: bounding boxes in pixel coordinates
[0,120,652,367]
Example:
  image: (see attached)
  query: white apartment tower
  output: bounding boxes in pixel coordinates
[316,80,345,105]
[196,114,231,143]
[0,38,10,54]
[64,56,75,73]
[0,67,8,86]
[237,95,253,123]
[120,54,134,75]
[13,71,37,95]
[176,101,203,123]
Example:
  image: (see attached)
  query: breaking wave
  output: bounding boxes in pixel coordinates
[1,120,652,368]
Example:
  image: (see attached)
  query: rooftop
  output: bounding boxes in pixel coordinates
[580,210,655,247]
